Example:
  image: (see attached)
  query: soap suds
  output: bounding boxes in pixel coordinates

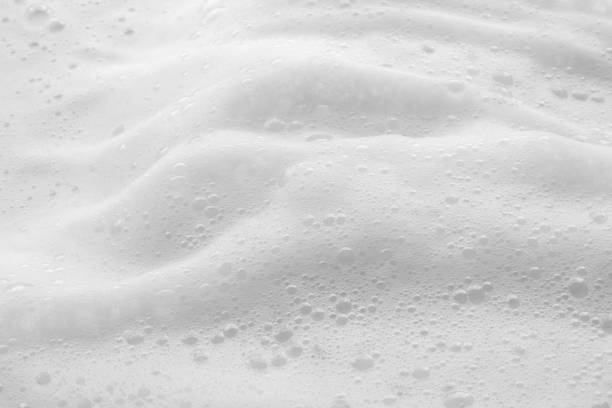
[1,0,612,407]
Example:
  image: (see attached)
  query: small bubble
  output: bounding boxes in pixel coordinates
[446,81,465,94]
[351,355,375,371]
[125,333,144,345]
[412,367,430,379]
[182,335,199,346]
[271,354,287,367]
[111,124,125,136]
[445,196,459,205]
[204,206,219,217]
[453,290,468,304]
[551,87,568,98]
[528,266,542,279]
[274,328,293,343]
[467,285,485,304]
[312,309,326,320]
[288,345,303,357]
[299,303,313,315]
[492,72,514,86]
[263,117,286,132]
[48,19,65,32]
[192,197,207,210]
[591,213,608,224]
[600,316,612,334]
[506,295,520,308]
[25,5,50,25]
[462,247,475,258]
[248,355,268,370]
[77,399,93,408]
[336,299,352,314]
[192,352,208,363]
[223,324,238,338]
[567,277,588,298]
[35,372,51,385]
[443,391,474,408]
[337,247,355,264]
[422,44,435,54]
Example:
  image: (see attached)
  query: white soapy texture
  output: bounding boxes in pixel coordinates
[1,0,612,407]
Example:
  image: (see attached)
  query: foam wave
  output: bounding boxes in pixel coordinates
[1,0,611,407]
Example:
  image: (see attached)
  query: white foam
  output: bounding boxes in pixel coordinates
[1,0,612,407]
